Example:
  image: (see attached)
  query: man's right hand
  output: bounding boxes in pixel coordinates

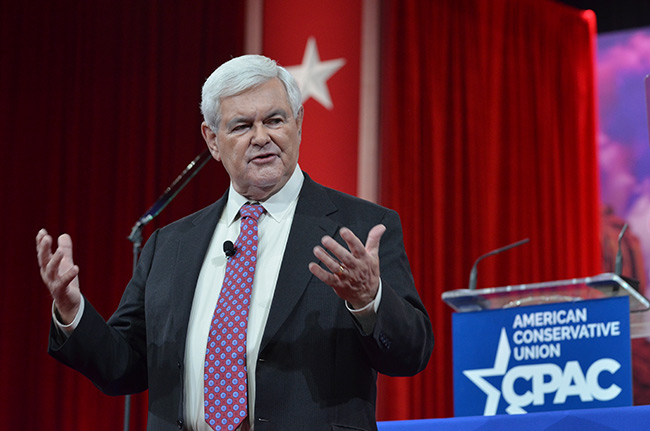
[36,229,81,324]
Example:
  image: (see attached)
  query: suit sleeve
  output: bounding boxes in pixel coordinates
[356,209,434,376]
[47,230,160,396]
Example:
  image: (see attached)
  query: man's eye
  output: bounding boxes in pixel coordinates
[231,124,249,132]
[266,118,284,126]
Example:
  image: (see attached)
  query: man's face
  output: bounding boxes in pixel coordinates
[202,78,303,201]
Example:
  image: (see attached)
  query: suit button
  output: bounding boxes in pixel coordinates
[177,361,182,368]
[258,417,270,422]
[176,419,183,429]
[379,333,391,349]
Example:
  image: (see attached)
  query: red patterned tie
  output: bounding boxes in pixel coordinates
[204,204,264,431]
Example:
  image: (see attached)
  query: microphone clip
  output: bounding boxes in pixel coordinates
[223,240,236,258]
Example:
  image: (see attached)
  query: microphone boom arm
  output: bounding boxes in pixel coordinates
[468,238,530,290]
[128,149,212,245]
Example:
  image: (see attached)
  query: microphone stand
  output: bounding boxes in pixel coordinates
[123,149,212,431]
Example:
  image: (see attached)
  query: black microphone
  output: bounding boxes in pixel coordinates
[612,222,641,292]
[128,149,212,250]
[615,223,628,276]
[468,238,530,290]
[223,240,236,258]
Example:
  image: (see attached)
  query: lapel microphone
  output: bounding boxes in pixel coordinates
[223,240,236,258]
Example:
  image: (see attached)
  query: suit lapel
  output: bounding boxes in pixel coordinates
[260,176,340,353]
[169,195,227,357]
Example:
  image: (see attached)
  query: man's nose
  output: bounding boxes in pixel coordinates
[250,123,270,145]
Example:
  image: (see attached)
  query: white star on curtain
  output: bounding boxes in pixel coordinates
[286,37,346,110]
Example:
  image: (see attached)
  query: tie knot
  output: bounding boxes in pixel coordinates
[240,204,264,221]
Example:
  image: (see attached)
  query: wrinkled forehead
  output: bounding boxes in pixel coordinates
[218,79,293,122]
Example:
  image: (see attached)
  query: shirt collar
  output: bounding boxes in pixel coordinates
[224,164,304,226]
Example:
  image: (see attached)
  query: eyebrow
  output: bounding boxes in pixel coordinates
[225,116,252,130]
[225,109,291,131]
[266,109,289,119]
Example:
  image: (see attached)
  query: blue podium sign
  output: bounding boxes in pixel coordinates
[452,297,632,416]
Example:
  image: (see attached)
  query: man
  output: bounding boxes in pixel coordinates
[37,55,433,431]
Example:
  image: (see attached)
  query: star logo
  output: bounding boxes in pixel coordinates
[463,327,511,415]
[286,37,345,110]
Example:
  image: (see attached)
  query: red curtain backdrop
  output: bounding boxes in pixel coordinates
[261,0,363,197]
[377,0,601,420]
[0,1,244,429]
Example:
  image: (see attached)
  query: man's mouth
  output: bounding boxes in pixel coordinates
[250,153,279,163]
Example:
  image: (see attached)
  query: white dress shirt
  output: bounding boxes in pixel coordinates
[183,167,303,431]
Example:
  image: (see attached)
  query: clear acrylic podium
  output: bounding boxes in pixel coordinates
[442,273,650,338]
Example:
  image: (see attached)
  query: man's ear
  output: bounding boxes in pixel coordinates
[296,106,304,137]
[201,122,221,161]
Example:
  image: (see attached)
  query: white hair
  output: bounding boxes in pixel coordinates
[201,55,302,131]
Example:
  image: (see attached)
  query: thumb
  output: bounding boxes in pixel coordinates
[57,233,75,263]
[365,224,386,256]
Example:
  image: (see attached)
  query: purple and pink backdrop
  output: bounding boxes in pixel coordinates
[597,26,650,405]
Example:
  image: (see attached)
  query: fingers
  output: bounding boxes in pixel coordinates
[57,233,74,259]
[44,248,79,283]
[308,261,339,286]
[58,263,80,287]
[36,228,53,269]
[318,224,386,267]
[365,224,386,256]
[309,225,386,309]
[36,229,82,323]
[36,228,49,245]
[312,243,348,277]
[38,231,75,273]
[309,224,385,305]
[44,246,65,280]
[338,228,366,259]
[36,229,80,294]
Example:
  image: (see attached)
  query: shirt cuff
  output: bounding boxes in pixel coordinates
[52,296,84,336]
[346,279,382,335]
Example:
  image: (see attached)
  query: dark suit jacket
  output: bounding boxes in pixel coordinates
[49,174,434,431]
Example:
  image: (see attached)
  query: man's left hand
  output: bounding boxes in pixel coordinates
[309,224,386,309]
